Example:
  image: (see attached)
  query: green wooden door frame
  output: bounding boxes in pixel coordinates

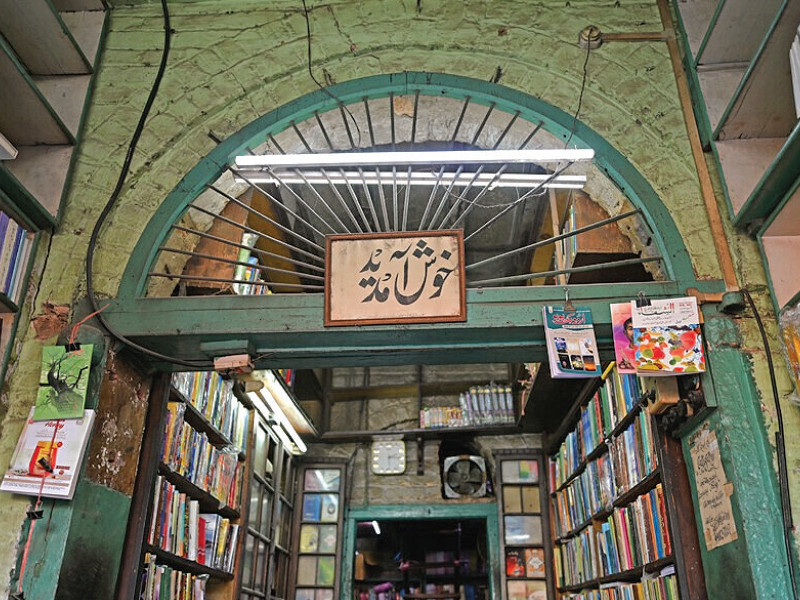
[107,72,711,366]
[344,503,500,600]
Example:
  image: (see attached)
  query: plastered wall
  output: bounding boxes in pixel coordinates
[0,0,798,597]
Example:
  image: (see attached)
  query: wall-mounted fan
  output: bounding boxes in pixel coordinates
[442,455,487,498]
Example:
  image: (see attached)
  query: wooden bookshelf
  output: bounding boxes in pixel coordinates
[547,366,680,599]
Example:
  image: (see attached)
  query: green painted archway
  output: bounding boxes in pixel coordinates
[106,72,722,368]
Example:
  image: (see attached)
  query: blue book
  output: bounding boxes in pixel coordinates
[4,226,24,295]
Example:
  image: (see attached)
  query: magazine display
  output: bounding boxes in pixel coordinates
[631,296,705,375]
[0,408,95,499]
[542,305,601,378]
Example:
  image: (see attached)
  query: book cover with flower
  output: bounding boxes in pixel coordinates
[631,296,705,375]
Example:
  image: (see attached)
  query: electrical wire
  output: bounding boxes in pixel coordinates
[84,0,212,369]
[742,289,798,600]
[565,41,591,149]
[300,0,362,147]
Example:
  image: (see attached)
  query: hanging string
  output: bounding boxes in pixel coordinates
[15,417,61,598]
[67,304,109,352]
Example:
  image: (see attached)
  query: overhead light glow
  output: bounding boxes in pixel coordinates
[233,170,587,189]
[246,375,308,455]
[235,148,594,169]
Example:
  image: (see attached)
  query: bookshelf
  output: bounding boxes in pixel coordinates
[547,366,681,600]
[137,371,252,600]
[420,382,516,430]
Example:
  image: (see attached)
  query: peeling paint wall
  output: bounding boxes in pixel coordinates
[0,0,798,598]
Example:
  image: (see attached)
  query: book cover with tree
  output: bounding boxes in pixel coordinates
[34,345,93,421]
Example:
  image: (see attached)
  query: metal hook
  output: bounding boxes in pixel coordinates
[563,287,576,312]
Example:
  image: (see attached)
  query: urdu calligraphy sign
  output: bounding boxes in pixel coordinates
[324,230,466,326]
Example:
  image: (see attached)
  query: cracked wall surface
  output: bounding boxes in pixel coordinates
[0,0,798,597]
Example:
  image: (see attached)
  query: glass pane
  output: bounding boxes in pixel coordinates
[299,524,319,553]
[521,486,541,513]
[255,540,267,588]
[304,469,341,492]
[254,426,267,475]
[266,434,276,482]
[260,490,273,537]
[524,548,546,578]
[504,515,542,545]
[274,549,289,597]
[297,556,317,586]
[273,501,284,546]
[318,524,337,554]
[507,581,526,600]
[282,453,294,492]
[249,488,261,531]
[302,494,322,521]
[503,486,522,513]
[280,501,293,548]
[320,494,338,522]
[242,534,255,587]
[316,590,334,600]
[525,580,547,600]
[501,459,539,484]
[505,548,525,578]
[296,590,315,600]
[317,556,336,586]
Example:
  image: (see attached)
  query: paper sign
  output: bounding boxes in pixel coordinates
[689,424,738,550]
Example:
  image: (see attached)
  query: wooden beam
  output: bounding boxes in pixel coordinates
[657,0,739,290]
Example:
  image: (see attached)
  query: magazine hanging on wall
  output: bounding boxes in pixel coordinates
[542,305,601,378]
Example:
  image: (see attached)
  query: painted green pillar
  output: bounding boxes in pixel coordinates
[682,312,795,599]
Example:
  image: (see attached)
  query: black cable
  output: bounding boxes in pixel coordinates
[742,289,798,599]
[85,0,212,369]
[300,0,362,147]
[565,41,591,149]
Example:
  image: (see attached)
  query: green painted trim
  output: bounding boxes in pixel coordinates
[710,1,789,141]
[738,120,800,229]
[693,315,796,599]
[0,35,76,146]
[119,72,698,300]
[693,0,728,69]
[0,168,57,231]
[49,4,94,73]
[344,504,499,600]
[104,280,725,367]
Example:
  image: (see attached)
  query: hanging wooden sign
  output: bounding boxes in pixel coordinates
[324,230,466,326]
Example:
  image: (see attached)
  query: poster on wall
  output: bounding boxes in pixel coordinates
[688,423,738,550]
[34,345,93,421]
[630,297,705,375]
[542,305,601,378]
[0,408,96,500]
[610,302,636,373]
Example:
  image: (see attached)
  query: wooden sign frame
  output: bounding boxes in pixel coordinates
[324,230,466,327]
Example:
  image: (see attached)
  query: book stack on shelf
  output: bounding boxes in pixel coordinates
[0,211,33,307]
[232,232,271,296]
[548,365,677,599]
[420,383,515,429]
[140,371,252,598]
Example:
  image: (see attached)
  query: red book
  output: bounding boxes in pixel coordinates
[197,517,207,565]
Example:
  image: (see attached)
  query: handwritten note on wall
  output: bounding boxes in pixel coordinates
[689,424,738,550]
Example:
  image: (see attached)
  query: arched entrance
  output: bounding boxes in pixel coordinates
[107,72,720,369]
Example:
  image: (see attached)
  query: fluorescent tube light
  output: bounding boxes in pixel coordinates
[0,132,18,160]
[234,170,587,190]
[246,377,308,455]
[235,148,594,169]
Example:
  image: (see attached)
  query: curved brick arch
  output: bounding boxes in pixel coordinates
[119,72,696,299]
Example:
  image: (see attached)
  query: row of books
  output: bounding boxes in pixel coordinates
[162,402,242,508]
[141,554,207,600]
[233,255,271,295]
[0,211,32,305]
[554,484,672,588]
[552,408,658,536]
[560,572,678,600]
[170,371,249,450]
[549,369,645,491]
[147,475,240,572]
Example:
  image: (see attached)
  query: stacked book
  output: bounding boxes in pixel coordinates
[141,553,207,600]
[0,211,32,305]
